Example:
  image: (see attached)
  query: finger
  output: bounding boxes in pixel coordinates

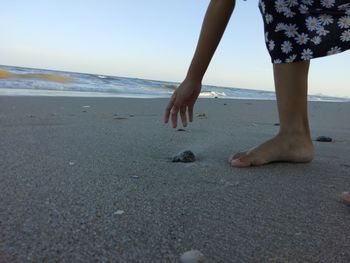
[163,96,175,124]
[180,106,187,127]
[188,104,194,122]
[171,104,180,128]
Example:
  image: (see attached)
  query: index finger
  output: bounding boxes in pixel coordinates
[163,96,175,124]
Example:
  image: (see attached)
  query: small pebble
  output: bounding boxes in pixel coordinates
[69,162,75,166]
[315,136,332,142]
[274,123,280,126]
[341,192,350,205]
[180,250,206,263]
[177,128,186,131]
[114,210,124,215]
[224,103,227,105]
[172,150,196,163]
[197,113,206,118]
[131,175,139,179]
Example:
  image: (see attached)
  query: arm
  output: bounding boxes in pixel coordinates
[186,0,236,82]
[164,0,236,128]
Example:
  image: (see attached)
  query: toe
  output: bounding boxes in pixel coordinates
[230,156,252,168]
[228,151,246,163]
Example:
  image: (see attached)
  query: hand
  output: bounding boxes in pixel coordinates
[163,79,201,128]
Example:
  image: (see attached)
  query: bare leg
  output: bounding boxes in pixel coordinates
[229,60,314,167]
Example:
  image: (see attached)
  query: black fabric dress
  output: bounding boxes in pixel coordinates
[259,0,350,63]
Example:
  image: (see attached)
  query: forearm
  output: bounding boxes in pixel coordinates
[186,0,236,82]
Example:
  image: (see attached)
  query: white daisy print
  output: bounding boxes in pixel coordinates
[265,13,273,24]
[302,0,314,6]
[286,54,297,62]
[259,0,350,64]
[259,0,266,14]
[340,30,350,42]
[327,46,342,55]
[287,0,298,7]
[306,16,321,31]
[281,40,293,53]
[321,0,335,8]
[284,8,296,18]
[311,36,322,45]
[285,24,298,38]
[299,4,309,14]
[319,14,334,26]
[338,16,350,29]
[260,0,266,14]
[275,23,287,32]
[295,33,310,45]
[316,26,329,36]
[301,48,313,60]
[338,3,350,11]
[275,0,287,13]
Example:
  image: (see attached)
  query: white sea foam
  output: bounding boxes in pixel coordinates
[0,65,348,102]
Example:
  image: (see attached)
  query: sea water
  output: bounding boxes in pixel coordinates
[0,65,348,102]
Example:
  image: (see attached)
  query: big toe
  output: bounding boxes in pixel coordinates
[230,155,253,168]
[228,151,246,163]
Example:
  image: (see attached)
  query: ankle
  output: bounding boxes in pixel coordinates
[277,130,312,141]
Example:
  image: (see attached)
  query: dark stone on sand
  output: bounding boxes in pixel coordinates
[315,136,333,142]
[172,150,195,163]
[274,123,280,126]
[114,117,128,120]
[177,129,186,131]
[224,103,227,105]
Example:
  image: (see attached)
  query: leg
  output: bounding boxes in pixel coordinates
[229,60,314,167]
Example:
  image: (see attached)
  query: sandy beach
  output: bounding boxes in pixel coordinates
[1,96,350,262]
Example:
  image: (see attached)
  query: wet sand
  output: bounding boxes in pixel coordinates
[1,96,350,262]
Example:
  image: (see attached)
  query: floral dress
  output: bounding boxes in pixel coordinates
[259,0,350,63]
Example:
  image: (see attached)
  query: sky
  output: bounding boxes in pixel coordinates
[0,0,349,97]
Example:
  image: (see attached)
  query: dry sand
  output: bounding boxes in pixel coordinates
[0,96,350,262]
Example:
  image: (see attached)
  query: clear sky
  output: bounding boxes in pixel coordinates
[1,0,349,97]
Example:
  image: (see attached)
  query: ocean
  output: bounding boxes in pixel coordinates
[0,65,349,102]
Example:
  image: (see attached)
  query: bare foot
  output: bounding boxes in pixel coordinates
[229,133,314,167]
[341,192,350,205]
